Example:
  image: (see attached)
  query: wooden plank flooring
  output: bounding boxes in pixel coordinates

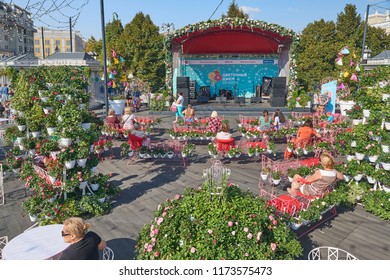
[1,113,389,260]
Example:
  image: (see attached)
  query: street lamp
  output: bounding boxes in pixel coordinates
[100,0,109,116]
[161,23,175,34]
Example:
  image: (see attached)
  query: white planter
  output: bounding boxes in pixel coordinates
[379,182,390,193]
[65,160,76,169]
[350,141,357,147]
[355,152,365,161]
[385,122,390,130]
[43,107,53,114]
[77,158,88,167]
[29,214,38,222]
[366,176,376,184]
[295,101,311,108]
[363,109,370,118]
[167,152,174,158]
[272,178,281,185]
[16,136,25,144]
[368,155,378,163]
[17,125,26,131]
[382,144,389,153]
[343,175,351,182]
[50,151,60,160]
[91,166,97,173]
[287,147,292,152]
[81,122,91,130]
[59,138,72,147]
[91,183,99,191]
[339,100,355,116]
[31,131,41,138]
[47,127,56,136]
[128,150,134,157]
[97,196,106,203]
[381,162,390,171]
[383,93,390,101]
[48,175,57,184]
[288,176,294,183]
[79,182,87,195]
[56,94,63,100]
[109,99,126,115]
[29,149,36,156]
[352,119,362,126]
[353,174,363,182]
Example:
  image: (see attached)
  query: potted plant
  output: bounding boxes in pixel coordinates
[247,146,256,157]
[22,195,43,221]
[120,142,132,157]
[40,139,60,157]
[271,170,282,185]
[261,167,270,181]
[287,168,295,182]
[287,141,294,152]
[365,141,381,163]
[15,115,27,131]
[182,143,195,157]
[380,153,390,170]
[46,158,63,183]
[346,159,364,181]
[208,142,217,156]
[104,140,113,151]
[57,146,77,169]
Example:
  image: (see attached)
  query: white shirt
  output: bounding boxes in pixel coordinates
[176,96,183,106]
[216,132,232,140]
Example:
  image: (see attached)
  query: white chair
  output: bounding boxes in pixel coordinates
[308,246,359,260]
[0,235,8,260]
[102,246,114,260]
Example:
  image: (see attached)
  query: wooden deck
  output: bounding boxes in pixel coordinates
[1,113,389,260]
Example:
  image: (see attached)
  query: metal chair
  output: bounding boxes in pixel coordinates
[308,246,359,260]
[102,246,114,260]
[0,235,8,259]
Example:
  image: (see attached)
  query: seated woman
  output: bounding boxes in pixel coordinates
[105,109,121,129]
[182,104,195,123]
[206,111,222,133]
[284,119,321,159]
[122,107,136,131]
[216,123,232,140]
[130,123,150,147]
[272,109,287,130]
[287,153,344,197]
[258,110,271,130]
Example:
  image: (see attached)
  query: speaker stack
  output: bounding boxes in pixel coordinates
[270,77,287,107]
[176,77,190,106]
[189,80,196,99]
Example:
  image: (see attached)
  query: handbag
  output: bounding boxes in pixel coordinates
[170,102,177,112]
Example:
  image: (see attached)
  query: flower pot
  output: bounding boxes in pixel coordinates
[260,173,269,181]
[272,178,281,185]
[353,174,363,182]
[368,155,378,163]
[128,150,134,157]
[79,104,86,109]
[363,109,370,118]
[382,144,389,153]
[366,176,376,184]
[91,183,99,191]
[350,141,357,147]
[79,180,88,189]
[50,151,60,160]
[81,123,91,130]
[17,125,26,131]
[381,162,390,171]
[48,175,57,184]
[59,138,72,147]
[29,149,36,156]
[16,136,25,144]
[339,100,355,116]
[91,166,97,173]
[248,153,254,157]
[46,127,56,136]
[31,131,41,138]
[65,160,76,169]
[56,94,63,100]
[77,158,88,167]
[267,149,272,154]
[181,152,188,158]
[287,147,292,152]
[352,119,362,126]
[288,176,294,183]
[235,153,241,158]
[29,214,38,222]
[108,99,126,115]
[355,152,365,161]
[104,147,109,151]
[379,182,390,193]
[167,152,174,158]
[12,168,20,174]
[385,122,390,130]
[346,155,355,161]
[303,149,308,155]
[43,107,52,114]
[343,175,351,182]
[228,153,234,158]
[97,196,106,203]
[383,93,390,101]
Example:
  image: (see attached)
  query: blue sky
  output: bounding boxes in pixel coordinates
[13,0,390,40]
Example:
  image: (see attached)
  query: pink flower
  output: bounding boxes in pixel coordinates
[270,243,277,251]
[154,228,159,235]
[231,231,236,236]
[247,233,253,239]
[244,227,249,232]
[147,245,153,252]
[174,194,181,200]
[268,215,274,220]
[190,247,196,253]
[272,220,277,225]
[157,217,163,225]
[162,211,167,217]
[154,251,160,257]
[256,232,262,241]
[208,229,213,234]
[144,243,149,249]
[150,231,155,237]
[245,253,249,257]
[228,221,233,227]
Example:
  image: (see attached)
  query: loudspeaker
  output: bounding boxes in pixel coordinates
[256,85,262,98]
[272,77,287,88]
[271,98,286,107]
[189,80,196,98]
[272,88,286,98]
[177,77,189,88]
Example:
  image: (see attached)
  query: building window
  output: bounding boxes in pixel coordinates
[45,40,50,45]
[45,48,50,55]
[66,48,71,52]
[4,45,8,50]
[4,35,8,41]
[55,40,60,46]
[19,46,23,52]
[66,40,71,46]
[18,27,22,33]
[34,39,40,45]
[24,46,27,52]
[35,48,40,53]
[24,38,27,43]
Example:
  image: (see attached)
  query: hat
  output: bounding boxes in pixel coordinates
[211,111,218,118]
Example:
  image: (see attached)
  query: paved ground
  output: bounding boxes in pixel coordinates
[1,107,390,260]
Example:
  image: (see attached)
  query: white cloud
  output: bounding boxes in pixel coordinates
[288,7,299,13]
[240,6,261,18]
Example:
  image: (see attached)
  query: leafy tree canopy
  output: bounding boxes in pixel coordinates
[222,0,248,19]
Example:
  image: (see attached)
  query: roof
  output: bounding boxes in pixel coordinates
[45,52,96,61]
[371,50,390,60]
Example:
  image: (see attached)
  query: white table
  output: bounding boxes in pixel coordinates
[2,224,69,260]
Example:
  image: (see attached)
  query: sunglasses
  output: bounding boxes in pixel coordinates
[61,231,71,237]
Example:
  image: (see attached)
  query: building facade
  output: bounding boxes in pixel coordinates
[367,10,390,34]
[33,28,85,59]
[0,1,36,56]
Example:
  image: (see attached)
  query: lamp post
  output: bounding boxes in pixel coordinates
[100,0,109,116]
[361,4,370,61]
[161,23,175,92]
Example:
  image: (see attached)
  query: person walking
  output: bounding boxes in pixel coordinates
[174,92,184,122]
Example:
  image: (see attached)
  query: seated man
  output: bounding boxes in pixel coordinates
[287,153,344,197]
[182,104,195,123]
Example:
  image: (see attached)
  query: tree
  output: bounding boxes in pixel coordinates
[85,36,102,62]
[120,12,165,92]
[105,12,124,60]
[365,26,390,57]
[222,0,248,19]
[295,19,339,90]
[335,4,363,49]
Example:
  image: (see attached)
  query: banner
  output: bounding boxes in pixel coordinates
[321,80,337,114]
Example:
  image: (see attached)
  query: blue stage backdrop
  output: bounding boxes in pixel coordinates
[180,57,279,97]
